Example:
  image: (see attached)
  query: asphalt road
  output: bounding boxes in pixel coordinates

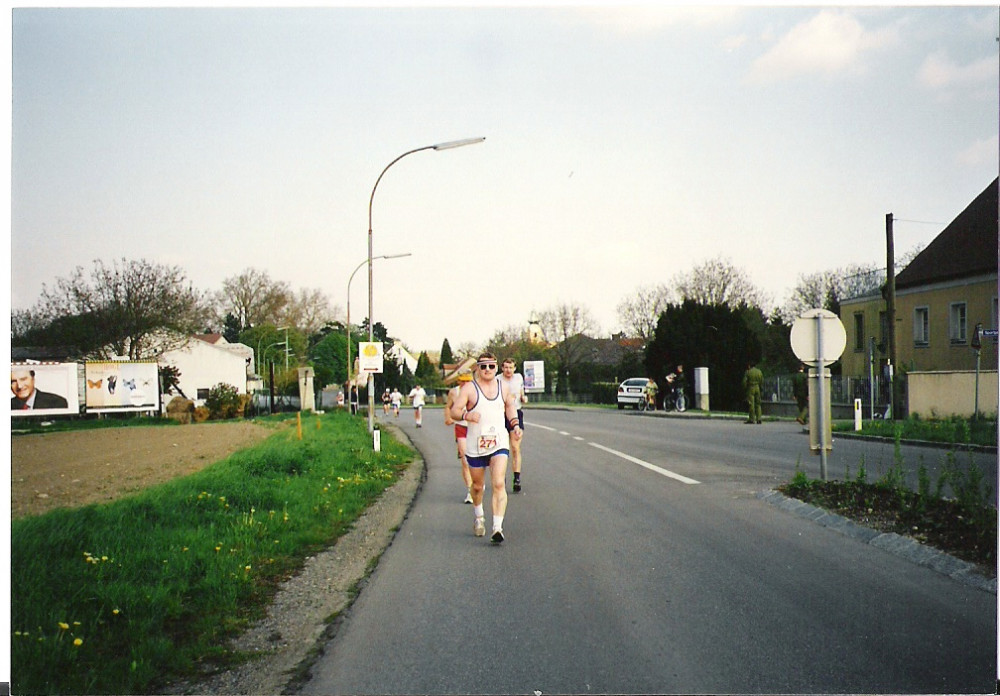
[299,408,997,695]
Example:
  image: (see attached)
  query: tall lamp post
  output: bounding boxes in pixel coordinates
[366,137,485,433]
[347,253,412,389]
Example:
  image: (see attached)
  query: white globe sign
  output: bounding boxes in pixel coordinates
[790,308,847,365]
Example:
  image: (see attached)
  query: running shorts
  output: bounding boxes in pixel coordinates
[466,450,510,468]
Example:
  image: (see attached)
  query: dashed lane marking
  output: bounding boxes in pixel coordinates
[528,423,701,485]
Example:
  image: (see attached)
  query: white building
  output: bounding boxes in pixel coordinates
[159,334,252,404]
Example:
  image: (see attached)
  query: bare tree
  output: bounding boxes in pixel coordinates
[780,245,924,322]
[278,287,342,335]
[31,258,206,359]
[539,302,600,391]
[616,283,675,340]
[672,256,770,310]
[217,268,291,330]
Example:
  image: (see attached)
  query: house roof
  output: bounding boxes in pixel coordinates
[895,178,998,290]
[193,333,226,345]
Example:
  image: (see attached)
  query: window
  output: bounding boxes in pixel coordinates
[879,311,889,350]
[197,388,210,400]
[949,302,967,344]
[913,307,929,347]
[853,313,865,351]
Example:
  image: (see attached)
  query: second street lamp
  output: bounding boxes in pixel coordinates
[346,253,412,390]
[366,136,485,434]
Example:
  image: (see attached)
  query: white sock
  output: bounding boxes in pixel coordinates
[474,504,484,518]
[493,515,504,531]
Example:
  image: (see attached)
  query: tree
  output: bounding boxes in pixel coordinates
[672,256,770,310]
[646,300,762,412]
[439,338,454,366]
[538,302,600,394]
[415,351,439,388]
[23,258,206,359]
[217,268,290,331]
[222,313,242,343]
[617,283,675,340]
[279,287,342,336]
[310,330,348,391]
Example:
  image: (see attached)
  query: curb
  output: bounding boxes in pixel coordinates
[759,489,996,595]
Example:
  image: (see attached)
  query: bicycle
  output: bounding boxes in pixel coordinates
[662,387,687,413]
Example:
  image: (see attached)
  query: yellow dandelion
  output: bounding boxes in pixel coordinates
[112,609,120,615]
[215,545,222,552]
[73,621,81,626]
[245,565,251,571]
[58,622,69,630]
[73,638,83,647]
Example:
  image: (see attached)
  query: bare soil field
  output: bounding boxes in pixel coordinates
[11,421,277,520]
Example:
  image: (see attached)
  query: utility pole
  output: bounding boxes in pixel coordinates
[885,212,897,420]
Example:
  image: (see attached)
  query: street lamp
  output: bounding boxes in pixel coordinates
[347,253,412,389]
[366,137,485,433]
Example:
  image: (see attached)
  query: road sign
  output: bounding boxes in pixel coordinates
[790,309,847,366]
[358,342,384,374]
[981,329,999,338]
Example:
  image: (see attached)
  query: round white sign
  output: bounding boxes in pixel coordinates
[790,308,847,365]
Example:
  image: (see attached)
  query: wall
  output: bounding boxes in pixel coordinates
[160,340,248,404]
[907,370,998,418]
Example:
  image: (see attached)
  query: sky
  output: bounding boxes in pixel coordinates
[8,3,1000,355]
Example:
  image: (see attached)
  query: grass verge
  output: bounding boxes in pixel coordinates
[11,410,413,695]
[834,414,997,448]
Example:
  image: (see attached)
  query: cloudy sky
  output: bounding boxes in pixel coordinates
[9,4,999,353]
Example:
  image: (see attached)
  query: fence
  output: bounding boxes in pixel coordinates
[763,374,892,419]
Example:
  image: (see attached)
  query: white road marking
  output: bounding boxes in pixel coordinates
[588,442,701,485]
[528,421,700,485]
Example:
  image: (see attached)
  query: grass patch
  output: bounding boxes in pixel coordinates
[11,411,413,695]
[834,414,997,448]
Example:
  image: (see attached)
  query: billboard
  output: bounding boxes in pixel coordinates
[523,360,545,394]
[85,361,160,413]
[11,362,81,417]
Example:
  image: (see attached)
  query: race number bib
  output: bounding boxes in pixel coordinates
[478,428,498,451]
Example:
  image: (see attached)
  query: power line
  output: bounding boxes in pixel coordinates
[892,218,946,225]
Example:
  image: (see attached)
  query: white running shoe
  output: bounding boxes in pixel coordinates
[463,490,473,504]
[474,516,486,537]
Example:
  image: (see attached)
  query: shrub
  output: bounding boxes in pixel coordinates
[205,383,242,420]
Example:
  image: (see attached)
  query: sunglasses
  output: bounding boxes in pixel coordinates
[478,363,497,370]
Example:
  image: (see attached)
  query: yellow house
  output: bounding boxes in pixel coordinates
[840,179,997,415]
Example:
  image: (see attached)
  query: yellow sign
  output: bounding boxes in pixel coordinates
[358,342,384,374]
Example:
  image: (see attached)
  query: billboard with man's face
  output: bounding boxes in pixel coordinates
[11,363,81,417]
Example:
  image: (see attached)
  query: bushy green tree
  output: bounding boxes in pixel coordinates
[205,382,244,420]
[310,331,348,391]
[646,300,762,411]
[439,338,454,366]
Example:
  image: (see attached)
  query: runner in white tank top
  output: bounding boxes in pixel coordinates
[449,352,522,544]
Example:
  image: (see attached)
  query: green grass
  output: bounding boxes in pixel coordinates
[11,410,414,694]
[834,414,998,448]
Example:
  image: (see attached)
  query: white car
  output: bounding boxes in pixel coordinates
[616,378,650,410]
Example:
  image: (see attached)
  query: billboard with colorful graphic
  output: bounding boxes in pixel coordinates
[85,361,160,413]
[11,362,81,417]
[523,360,545,394]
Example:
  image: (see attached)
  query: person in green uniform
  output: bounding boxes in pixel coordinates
[792,364,809,425]
[742,362,763,424]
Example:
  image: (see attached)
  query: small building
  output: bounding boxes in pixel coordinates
[159,335,253,404]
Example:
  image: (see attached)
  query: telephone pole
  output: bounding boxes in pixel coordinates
[886,212,897,420]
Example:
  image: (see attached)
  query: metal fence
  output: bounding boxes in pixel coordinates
[764,374,891,414]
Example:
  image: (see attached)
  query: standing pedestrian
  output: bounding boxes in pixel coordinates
[408,383,427,428]
[743,362,763,424]
[349,384,359,415]
[449,352,522,543]
[445,373,474,503]
[390,387,403,417]
[499,357,528,492]
[793,364,809,425]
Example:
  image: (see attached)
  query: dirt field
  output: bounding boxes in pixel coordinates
[11,421,278,520]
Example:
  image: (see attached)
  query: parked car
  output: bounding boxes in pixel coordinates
[617,377,650,410]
